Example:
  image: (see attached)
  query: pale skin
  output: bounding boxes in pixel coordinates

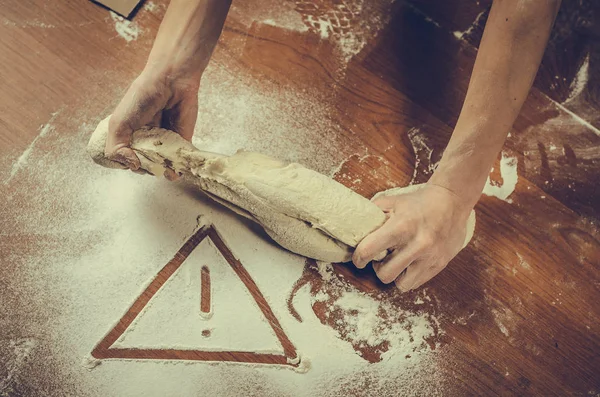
[106,0,561,291]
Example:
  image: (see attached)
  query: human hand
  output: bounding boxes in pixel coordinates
[352,183,474,292]
[105,69,200,180]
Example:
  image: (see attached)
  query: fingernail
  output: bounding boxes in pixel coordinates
[127,155,140,171]
[372,261,379,271]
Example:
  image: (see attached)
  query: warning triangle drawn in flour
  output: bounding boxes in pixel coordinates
[91,225,299,367]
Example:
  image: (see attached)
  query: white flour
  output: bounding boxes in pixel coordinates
[230,0,308,34]
[0,338,37,395]
[453,9,487,42]
[0,109,444,395]
[193,61,365,175]
[109,11,141,42]
[516,253,531,271]
[1,18,56,28]
[4,110,61,185]
[330,290,438,353]
[407,127,437,185]
[231,0,393,65]
[490,308,516,338]
[143,1,158,13]
[564,52,590,104]
[483,151,518,202]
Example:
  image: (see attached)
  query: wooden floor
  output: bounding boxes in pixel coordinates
[1,0,599,395]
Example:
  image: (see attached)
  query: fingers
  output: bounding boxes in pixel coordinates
[394,260,444,292]
[371,195,399,212]
[108,146,141,171]
[105,115,140,170]
[353,220,408,269]
[372,244,422,284]
[150,112,163,128]
[105,78,165,169]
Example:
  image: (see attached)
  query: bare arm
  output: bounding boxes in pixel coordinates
[430,0,561,206]
[354,0,561,292]
[105,0,232,172]
[146,0,232,81]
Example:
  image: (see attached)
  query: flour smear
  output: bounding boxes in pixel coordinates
[564,52,590,104]
[109,11,141,42]
[483,151,518,202]
[4,109,61,184]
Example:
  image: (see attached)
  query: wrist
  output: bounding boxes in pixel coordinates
[139,61,202,95]
[429,149,491,208]
[143,57,203,83]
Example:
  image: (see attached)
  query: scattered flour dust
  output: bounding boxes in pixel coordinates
[453,9,487,41]
[0,111,444,395]
[1,18,56,28]
[330,290,438,354]
[297,0,394,63]
[0,338,38,395]
[563,52,590,104]
[193,61,364,175]
[483,151,518,202]
[316,260,335,281]
[407,127,438,185]
[516,253,531,271]
[4,109,61,184]
[109,11,141,42]
[231,0,394,64]
[490,308,517,338]
[143,1,159,13]
[231,0,308,33]
[307,264,442,363]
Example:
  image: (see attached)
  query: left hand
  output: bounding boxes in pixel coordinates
[352,183,473,292]
[105,68,201,180]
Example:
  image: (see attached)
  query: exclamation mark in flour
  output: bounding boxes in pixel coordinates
[200,265,212,320]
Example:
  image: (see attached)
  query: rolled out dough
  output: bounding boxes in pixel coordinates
[87,116,475,262]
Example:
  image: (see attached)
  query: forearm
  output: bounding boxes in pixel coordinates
[145,0,232,80]
[430,0,560,206]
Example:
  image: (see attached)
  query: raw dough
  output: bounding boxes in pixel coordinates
[87,116,476,262]
[88,116,386,262]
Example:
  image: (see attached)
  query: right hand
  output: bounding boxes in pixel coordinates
[105,68,201,179]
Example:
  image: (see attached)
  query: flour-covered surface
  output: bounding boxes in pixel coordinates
[0,113,447,396]
[1,0,600,396]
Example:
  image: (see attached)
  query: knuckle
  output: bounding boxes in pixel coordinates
[357,240,375,259]
[417,232,436,249]
[389,225,406,242]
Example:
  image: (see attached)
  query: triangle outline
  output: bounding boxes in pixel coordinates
[91,224,299,367]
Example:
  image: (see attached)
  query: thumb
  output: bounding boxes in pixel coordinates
[105,117,141,171]
[104,79,165,170]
